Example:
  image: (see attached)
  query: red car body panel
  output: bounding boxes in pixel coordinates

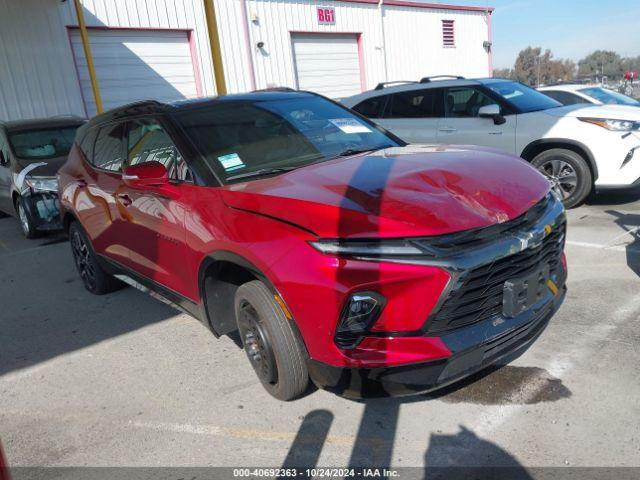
[220,146,550,238]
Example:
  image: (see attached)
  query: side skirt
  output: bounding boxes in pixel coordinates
[97,255,206,323]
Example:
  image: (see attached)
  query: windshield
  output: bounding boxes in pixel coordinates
[486,81,563,113]
[8,126,80,160]
[578,87,640,106]
[174,95,399,183]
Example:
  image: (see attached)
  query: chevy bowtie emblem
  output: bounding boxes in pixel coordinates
[515,228,545,250]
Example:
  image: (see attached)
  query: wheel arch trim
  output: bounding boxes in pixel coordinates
[197,251,309,357]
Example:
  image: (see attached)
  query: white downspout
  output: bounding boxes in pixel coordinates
[378,0,389,82]
[240,0,257,90]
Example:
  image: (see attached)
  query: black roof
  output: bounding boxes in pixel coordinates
[85,91,317,127]
[2,115,86,132]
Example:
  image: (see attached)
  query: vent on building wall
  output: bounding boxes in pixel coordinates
[442,20,455,47]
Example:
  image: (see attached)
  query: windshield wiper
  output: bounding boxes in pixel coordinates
[334,145,394,158]
[226,166,300,182]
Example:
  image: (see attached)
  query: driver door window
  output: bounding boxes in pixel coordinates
[126,119,192,182]
[438,87,516,154]
[444,87,496,118]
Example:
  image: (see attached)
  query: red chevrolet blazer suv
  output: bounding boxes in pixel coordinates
[58,91,567,400]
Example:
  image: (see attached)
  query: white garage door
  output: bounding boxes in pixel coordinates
[292,34,362,99]
[70,29,199,116]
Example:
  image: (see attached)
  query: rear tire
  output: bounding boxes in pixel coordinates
[16,197,40,239]
[69,222,125,295]
[235,280,309,401]
[531,148,592,209]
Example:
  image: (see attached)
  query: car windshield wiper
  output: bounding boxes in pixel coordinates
[226,166,300,182]
[333,145,394,158]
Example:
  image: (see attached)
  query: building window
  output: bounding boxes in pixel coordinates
[442,20,455,47]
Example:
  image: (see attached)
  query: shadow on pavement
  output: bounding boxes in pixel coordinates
[605,210,640,278]
[0,230,179,376]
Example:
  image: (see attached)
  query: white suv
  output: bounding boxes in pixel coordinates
[342,77,640,207]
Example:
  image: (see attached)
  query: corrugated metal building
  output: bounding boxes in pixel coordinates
[0,0,493,121]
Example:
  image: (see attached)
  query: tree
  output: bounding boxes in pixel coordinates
[493,68,513,79]
[512,47,575,86]
[577,50,624,80]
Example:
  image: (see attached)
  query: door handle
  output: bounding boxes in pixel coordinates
[488,131,503,135]
[438,127,457,133]
[117,193,132,206]
[76,178,88,187]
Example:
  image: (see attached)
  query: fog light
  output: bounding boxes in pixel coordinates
[335,292,385,349]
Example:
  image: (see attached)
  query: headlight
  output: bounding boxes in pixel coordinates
[24,176,58,193]
[309,239,423,256]
[578,117,639,131]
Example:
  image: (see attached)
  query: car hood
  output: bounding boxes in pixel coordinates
[220,145,550,239]
[16,156,67,177]
[544,104,640,120]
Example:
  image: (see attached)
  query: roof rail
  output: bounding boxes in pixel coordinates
[374,80,418,90]
[419,75,466,83]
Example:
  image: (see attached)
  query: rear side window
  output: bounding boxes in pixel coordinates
[79,127,99,162]
[126,119,192,182]
[93,123,126,172]
[543,90,589,106]
[385,89,444,118]
[352,96,388,118]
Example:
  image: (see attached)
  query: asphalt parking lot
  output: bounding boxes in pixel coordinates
[1,189,639,472]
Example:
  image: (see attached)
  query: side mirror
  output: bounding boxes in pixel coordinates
[122,161,169,189]
[478,104,506,125]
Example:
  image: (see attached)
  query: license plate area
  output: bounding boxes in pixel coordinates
[503,264,551,318]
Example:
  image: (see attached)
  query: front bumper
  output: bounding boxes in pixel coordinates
[308,286,565,399]
[22,192,62,231]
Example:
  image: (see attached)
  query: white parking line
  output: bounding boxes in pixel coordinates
[566,240,640,253]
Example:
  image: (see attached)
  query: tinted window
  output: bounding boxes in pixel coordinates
[444,87,496,117]
[126,119,192,182]
[352,96,387,118]
[542,90,589,106]
[386,89,443,118]
[0,133,10,166]
[174,95,398,184]
[486,81,562,113]
[93,123,126,172]
[8,126,80,159]
[578,87,640,106]
[79,127,99,161]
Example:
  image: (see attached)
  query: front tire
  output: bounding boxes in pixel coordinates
[235,280,309,401]
[16,197,39,239]
[69,222,125,295]
[531,148,592,208]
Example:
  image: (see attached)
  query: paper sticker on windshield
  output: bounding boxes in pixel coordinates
[329,118,372,134]
[218,153,245,172]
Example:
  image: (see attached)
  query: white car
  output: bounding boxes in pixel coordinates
[539,84,640,108]
[342,77,640,207]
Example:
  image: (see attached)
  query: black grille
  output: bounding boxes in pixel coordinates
[426,215,565,334]
[412,194,552,254]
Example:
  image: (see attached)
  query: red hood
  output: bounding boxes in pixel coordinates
[220,145,550,238]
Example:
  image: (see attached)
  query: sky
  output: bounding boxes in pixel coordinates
[418,0,640,68]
